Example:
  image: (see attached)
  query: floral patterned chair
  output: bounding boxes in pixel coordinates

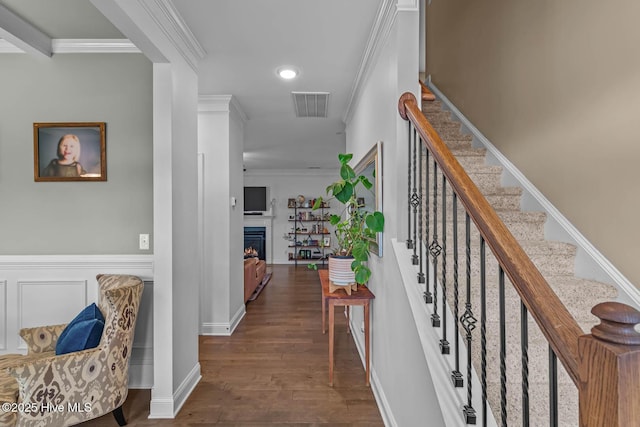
[0,274,144,427]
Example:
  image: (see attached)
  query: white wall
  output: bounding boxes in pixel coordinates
[244,170,340,264]
[229,104,245,312]
[168,60,201,411]
[198,96,246,335]
[344,4,447,426]
[91,0,204,416]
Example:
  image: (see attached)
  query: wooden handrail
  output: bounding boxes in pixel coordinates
[419,80,436,101]
[398,92,583,385]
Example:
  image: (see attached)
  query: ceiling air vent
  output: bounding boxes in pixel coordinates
[292,92,329,118]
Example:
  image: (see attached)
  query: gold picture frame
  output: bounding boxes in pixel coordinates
[34,122,106,182]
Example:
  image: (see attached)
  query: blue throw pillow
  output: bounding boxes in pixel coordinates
[55,303,105,355]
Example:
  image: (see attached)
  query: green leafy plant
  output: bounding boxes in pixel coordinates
[308,153,384,284]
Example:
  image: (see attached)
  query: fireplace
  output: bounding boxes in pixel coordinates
[244,227,266,260]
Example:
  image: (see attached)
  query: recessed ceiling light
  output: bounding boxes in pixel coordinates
[277,67,298,80]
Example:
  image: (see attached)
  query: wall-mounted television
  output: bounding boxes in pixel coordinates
[244,186,268,213]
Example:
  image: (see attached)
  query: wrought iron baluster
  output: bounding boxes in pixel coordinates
[461,213,476,424]
[418,142,425,284]
[440,174,449,354]
[406,123,413,250]
[521,301,530,427]
[549,346,559,427]
[480,237,487,427]
[411,127,419,265]
[430,158,441,327]
[451,193,462,387]
[499,267,507,427]
[423,149,432,303]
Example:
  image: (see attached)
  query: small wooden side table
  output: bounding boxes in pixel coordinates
[318,269,375,386]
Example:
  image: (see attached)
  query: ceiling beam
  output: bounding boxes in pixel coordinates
[0,4,52,57]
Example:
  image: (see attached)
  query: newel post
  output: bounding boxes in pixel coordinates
[578,302,640,426]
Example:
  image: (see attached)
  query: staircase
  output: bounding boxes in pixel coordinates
[420,99,618,426]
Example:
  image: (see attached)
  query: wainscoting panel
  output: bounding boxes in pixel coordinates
[0,280,6,350]
[17,280,87,349]
[0,255,153,388]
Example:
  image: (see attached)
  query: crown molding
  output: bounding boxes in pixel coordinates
[0,39,23,53]
[343,0,397,124]
[397,0,420,12]
[53,39,140,53]
[139,0,205,72]
[198,95,248,124]
[0,38,142,54]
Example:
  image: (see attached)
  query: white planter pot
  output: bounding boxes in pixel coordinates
[328,255,356,285]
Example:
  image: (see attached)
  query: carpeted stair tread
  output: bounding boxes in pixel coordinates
[422,110,452,122]
[438,239,576,277]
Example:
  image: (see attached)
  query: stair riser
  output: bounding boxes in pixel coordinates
[423,218,546,242]
[432,122,462,133]
[421,101,444,112]
[432,249,575,277]
[412,189,522,212]
[420,171,504,194]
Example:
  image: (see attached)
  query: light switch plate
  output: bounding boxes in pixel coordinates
[139,234,150,250]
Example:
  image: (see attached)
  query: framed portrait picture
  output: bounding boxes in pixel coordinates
[33,122,106,182]
[322,236,331,247]
[287,198,296,208]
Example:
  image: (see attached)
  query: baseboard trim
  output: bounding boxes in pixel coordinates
[148,362,201,419]
[428,82,640,309]
[229,304,245,334]
[172,362,201,417]
[200,304,246,336]
[148,397,174,419]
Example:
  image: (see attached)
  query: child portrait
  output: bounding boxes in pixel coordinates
[34,122,106,181]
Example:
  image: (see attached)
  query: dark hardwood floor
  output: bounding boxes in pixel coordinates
[81,265,383,426]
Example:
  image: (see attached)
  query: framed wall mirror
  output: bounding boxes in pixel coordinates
[354,141,383,257]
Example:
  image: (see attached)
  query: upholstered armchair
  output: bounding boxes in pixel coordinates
[0,274,144,427]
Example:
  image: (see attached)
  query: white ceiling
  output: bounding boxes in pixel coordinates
[0,0,383,171]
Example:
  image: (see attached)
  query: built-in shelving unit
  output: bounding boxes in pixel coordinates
[287,196,331,266]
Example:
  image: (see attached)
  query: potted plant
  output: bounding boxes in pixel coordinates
[309,153,384,285]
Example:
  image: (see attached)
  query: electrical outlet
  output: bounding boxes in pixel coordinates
[139,234,150,250]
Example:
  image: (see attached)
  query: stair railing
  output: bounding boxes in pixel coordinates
[398,91,640,426]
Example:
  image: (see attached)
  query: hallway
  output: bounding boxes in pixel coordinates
[82,265,383,425]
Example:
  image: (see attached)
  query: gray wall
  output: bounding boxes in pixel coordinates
[426,0,640,288]
[0,53,153,254]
